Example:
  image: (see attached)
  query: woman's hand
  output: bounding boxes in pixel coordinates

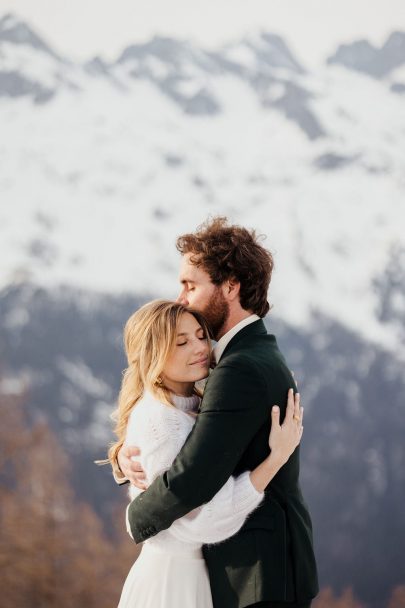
[249,389,303,493]
[268,388,303,466]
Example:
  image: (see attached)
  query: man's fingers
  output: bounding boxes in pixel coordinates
[129,459,145,474]
[127,468,149,489]
[132,470,146,480]
[130,480,148,490]
[125,445,141,457]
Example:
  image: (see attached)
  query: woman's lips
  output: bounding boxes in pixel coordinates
[190,356,209,366]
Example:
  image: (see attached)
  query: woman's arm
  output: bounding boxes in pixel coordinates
[124,390,302,544]
[250,390,303,492]
[164,389,302,545]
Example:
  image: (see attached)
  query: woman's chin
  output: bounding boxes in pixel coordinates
[193,369,210,382]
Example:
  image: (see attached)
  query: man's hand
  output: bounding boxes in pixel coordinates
[118,445,148,489]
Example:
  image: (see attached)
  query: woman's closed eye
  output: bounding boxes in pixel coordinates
[177,336,206,346]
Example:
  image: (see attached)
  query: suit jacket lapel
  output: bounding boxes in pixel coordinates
[220,319,268,361]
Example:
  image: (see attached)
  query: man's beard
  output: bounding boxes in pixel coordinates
[200,287,230,341]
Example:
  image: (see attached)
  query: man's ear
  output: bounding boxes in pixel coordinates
[225,278,240,302]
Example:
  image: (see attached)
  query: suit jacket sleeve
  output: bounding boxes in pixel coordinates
[127,358,269,543]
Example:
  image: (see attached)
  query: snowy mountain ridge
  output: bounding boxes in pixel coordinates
[1,12,404,358]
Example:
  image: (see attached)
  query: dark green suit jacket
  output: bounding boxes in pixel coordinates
[128,319,319,608]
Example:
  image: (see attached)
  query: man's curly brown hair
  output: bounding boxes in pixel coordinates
[176,217,274,317]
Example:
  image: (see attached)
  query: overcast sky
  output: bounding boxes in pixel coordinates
[1,0,404,67]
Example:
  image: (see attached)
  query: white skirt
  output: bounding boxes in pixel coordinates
[118,543,214,608]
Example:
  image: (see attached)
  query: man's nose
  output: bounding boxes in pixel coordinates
[176,292,189,306]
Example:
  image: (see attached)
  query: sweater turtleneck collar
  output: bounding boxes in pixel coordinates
[170,392,201,414]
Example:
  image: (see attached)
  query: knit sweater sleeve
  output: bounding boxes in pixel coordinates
[169,470,263,544]
[125,399,263,544]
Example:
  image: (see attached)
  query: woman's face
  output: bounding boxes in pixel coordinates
[162,312,210,395]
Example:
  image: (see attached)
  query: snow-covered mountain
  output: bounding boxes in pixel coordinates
[328,31,405,80]
[1,11,404,360]
[1,13,405,606]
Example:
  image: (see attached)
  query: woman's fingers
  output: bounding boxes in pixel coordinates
[285,388,295,421]
[293,392,301,422]
[270,390,304,454]
[271,405,280,427]
[273,389,301,425]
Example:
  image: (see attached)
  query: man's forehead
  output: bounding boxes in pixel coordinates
[179,255,208,282]
[179,264,198,283]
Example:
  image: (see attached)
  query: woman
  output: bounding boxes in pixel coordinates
[107,300,303,608]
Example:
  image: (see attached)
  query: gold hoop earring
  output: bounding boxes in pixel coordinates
[155,376,163,386]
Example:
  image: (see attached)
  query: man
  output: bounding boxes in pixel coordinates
[114,217,319,608]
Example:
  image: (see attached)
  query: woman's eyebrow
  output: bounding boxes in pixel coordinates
[177,328,203,338]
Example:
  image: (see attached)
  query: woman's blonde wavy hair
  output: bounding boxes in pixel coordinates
[103,299,210,469]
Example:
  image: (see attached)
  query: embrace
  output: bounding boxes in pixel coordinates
[106,217,319,608]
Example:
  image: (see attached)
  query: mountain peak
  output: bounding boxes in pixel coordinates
[382,30,405,61]
[327,30,405,78]
[241,30,305,73]
[384,30,405,47]
[0,12,62,60]
[117,35,192,66]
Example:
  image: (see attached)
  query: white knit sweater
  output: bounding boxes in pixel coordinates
[124,390,263,553]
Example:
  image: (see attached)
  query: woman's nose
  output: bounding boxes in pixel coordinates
[193,338,208,355]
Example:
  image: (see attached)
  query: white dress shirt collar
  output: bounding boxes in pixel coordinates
[213,314,260,364]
